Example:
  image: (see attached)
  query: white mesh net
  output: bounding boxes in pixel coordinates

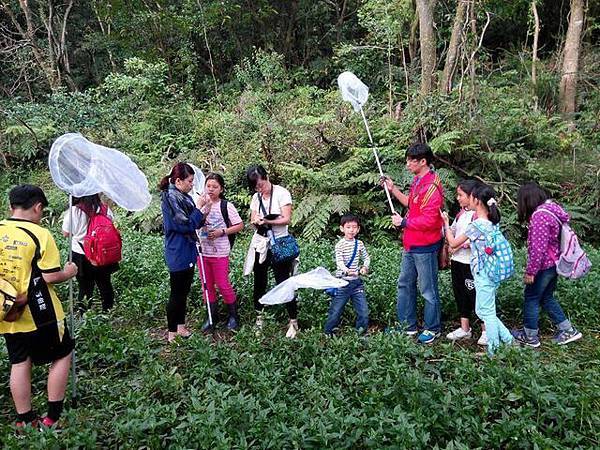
[49,133,151,211]
[337,71,369,112]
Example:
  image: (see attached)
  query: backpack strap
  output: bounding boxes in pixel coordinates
[220,199,236,248]
[345,239,359,268]
[532,208,562,225]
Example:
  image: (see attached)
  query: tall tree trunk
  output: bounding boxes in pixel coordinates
[531,0,540,111]
[408,0,419,61]
[439,0,466,94]
[416,0,436,96]
[559,0,585,117]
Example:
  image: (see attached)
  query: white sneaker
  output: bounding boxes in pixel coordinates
[477,331,488,346]
[285,319,299,339]
[446,327,472,341]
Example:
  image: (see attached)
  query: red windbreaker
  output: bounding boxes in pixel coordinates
[402,170,444,251]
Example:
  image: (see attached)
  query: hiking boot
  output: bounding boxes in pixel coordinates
[285,319,299,339]
[477,331,488,346]
[201,303,218,333]
[553,328,582,345]
[226,303,239,331]
[511,328,541,348]
[446,327,472,341]
[417,330,440,344]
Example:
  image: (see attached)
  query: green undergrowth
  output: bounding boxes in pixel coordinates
[0,228,599,448]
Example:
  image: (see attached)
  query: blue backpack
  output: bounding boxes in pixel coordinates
[474,223,514,283]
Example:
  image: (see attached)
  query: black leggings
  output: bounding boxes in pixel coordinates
[253,251,298,319]
[451,261,476,319]
[72,252,116,311]
[167,268,195,332]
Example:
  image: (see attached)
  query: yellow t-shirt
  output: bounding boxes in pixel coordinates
[0,219,65,334]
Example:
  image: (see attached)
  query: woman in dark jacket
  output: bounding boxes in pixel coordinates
[160,163,207,342]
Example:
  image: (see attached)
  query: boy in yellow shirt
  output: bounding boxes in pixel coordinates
[0,185,77,430]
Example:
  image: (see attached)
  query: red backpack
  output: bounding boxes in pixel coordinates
[83,205,122,266]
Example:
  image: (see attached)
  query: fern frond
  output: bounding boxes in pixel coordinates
[301,206,331,241]
[430,130,462,155]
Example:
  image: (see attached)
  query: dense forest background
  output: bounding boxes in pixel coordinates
[1,2,600,447]
[1,0,599,241]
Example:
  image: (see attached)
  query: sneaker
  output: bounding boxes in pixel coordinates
[285,320,299,339]
[15,418,39,434]
[384,326,418,336]
[511,328,541,348]
[40,416,58,428]
[417,330,440,344]
[477,331,488,346]
[446,327,472,341]
[553,328,582,345]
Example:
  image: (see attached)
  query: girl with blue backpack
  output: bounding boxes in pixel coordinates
[511,182,582,347]
[442,184,514,355]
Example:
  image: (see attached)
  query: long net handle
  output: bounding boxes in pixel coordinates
[68,195,77,406]
[359,108,396,214]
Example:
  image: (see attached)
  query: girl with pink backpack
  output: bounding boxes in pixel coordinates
[511,182,583,347]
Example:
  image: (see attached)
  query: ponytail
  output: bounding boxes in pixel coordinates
[159,163,195,191]
[472,184,501,225]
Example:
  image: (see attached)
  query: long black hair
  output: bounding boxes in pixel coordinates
[471,184,501,225]
[517,182,549,223]
[457,179,480,196]
[74,194,102,217]
[246,165,268,192]
[205,172,226,199]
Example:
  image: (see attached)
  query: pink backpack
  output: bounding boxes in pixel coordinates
[83,205,122,266]
[533,208,591,280]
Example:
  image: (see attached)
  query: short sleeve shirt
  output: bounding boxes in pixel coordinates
[250,185,292,239]
[199,201,242,257]
[450,209,475,264]
[62,205,114,255]
[0,219,65,334]
[464,218,494,274]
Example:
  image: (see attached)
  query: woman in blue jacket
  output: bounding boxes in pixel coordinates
[160,163,207,342]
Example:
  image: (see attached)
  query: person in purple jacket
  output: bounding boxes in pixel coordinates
[511,182,582,347]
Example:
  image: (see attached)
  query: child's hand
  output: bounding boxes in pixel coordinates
[347,269,358,276]
[523,274,535,284]
[440,209,450,225]
[359,266,368,276]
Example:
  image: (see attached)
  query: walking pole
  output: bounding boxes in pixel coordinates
[68,195,78,407]
[196,235,213,327]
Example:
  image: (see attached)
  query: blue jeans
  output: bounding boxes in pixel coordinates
[324,279,369,334]
[473,271,513,354]
[523,266,571,335]
[396,251,441,332]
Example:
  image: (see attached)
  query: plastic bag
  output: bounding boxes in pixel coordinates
[337,71,369,112]
[49,133,151,211]
[259,267,348,305]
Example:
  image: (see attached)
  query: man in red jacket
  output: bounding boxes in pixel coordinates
[383,143,444,344]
